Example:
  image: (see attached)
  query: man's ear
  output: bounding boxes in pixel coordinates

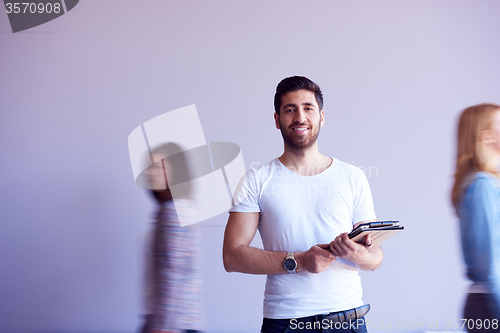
[274,112,280,129]
[320,110,325,127]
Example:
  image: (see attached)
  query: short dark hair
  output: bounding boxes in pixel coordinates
[274,76,323,114]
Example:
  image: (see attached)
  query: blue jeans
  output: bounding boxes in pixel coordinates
[261,316,368,333]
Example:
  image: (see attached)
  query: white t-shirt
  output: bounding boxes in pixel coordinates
[229,158,376,319]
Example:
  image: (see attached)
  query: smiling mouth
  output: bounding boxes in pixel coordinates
[291,126,309,133]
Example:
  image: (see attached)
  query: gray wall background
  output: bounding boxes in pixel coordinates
[1,1,500,332]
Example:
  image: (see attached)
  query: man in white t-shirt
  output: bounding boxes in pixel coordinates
[223,76,383,333]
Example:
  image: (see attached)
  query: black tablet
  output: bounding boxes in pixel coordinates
[348,221,404,246]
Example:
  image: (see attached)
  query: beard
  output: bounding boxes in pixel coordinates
[279,119,321,152]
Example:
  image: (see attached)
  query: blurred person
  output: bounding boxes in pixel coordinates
[140,143,205,333]
[452,103,500,332]
[223,76,383,333]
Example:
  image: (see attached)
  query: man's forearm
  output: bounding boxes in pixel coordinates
[223,244,336,275]
[354,245,383,271]
[223,244,289,274]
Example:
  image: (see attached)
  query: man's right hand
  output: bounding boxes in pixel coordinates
[295,244,336,273]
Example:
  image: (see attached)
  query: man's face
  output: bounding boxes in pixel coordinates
[274,89,325,151]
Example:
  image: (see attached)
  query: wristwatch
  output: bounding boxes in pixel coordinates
[284,252,297,274]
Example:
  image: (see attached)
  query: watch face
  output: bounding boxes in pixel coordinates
[284,258,296,271]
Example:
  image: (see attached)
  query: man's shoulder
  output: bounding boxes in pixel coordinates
[248,158,280,176]
[234,159,279,191]
[328,158,367,179]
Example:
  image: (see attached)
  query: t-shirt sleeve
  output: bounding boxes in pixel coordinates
[352,169,376,224]
[229,169,260,213]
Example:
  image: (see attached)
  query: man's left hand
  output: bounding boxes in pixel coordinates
[329,233,383,271]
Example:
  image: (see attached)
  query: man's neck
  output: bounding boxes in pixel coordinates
[279,144,332,176]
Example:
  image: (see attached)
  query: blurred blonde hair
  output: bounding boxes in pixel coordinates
[452,103,500,212]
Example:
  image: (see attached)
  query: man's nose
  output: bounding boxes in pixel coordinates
[294,110,307,123]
